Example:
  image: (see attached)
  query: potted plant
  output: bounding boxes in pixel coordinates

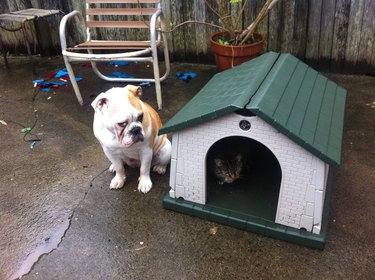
[169,0,280,71]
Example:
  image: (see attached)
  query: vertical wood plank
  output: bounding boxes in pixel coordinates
[0,1,9,13]
[267,0,282,51]
[0,1,20,53]
[230,0,241,30]
[1,0,47,55]
[40,0,80,52]
[194,0,209,61]
[75,0,88,43]
[331,0,350,72]
[8,0,32,11]
[37,0,70,14]
[344,0,365,72]
[318,0,336,70]
[305,0,322,68]
[204,0,220,64]
[356,0,375,74]
[36,0,70,53]
[257,0,269,37]
[279,0,295,53]
[170,0,185,61]
[292,0,308,59]
[183,0,197,61]
[163,0,174,56]
[243,0,258,26]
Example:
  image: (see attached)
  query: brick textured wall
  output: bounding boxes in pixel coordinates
[168,113,327,233]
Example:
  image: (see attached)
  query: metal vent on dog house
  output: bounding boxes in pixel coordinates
[159,52,347,249]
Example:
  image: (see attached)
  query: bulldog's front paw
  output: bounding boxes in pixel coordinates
[138,176,152,193]
[110,175,126,189]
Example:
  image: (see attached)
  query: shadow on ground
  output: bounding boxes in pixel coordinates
[0,56,374,280]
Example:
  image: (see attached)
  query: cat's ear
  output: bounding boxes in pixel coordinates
[214,158,223,167]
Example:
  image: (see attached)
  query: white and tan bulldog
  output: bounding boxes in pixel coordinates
[91,85,171,193]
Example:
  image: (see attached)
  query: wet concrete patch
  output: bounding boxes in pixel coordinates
[10,219,70,279]
[1,57,374,280]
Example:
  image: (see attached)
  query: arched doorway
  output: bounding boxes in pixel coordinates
[205,136,282,221]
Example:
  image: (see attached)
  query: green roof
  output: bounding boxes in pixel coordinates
[160,52,347,167]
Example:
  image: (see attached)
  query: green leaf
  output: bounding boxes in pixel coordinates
[218,38,229,46]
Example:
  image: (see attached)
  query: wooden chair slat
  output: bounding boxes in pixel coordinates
[87,8,157,16]
[86,20,152,28]
[66,40,161,50]
[78,40,153,47]
[66,47,143,50]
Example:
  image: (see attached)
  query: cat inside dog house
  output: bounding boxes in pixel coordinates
[206,131,282,222]
[159,52,347,249]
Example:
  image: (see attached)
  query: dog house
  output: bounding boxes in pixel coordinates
[159,52,346,249]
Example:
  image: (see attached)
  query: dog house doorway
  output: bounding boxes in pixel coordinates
[206,136,282,221]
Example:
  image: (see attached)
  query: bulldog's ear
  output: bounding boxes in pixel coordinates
[91,93,109,112]
[126,85,142,99]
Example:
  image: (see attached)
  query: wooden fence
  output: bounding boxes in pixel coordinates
[0,0,374,74]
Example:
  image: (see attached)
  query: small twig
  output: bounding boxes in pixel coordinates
[162,20,228,34]
[234,0,250,29]
[239,0,280,45]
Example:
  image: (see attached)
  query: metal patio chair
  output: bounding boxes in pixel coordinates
[59,0,170,109]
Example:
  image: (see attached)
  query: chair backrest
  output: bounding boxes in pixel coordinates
[84,0,162,41]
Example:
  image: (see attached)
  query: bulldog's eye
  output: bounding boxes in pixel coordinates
[118,121,128,128]
[137,113,143,123]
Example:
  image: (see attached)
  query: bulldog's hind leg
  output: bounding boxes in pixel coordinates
[152,139,171,174]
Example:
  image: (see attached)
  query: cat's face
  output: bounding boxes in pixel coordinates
[214,153,243,184]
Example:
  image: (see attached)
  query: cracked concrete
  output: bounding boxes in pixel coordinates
[0,56,374,280]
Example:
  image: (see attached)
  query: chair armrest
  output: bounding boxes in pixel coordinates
[59,10,85,50]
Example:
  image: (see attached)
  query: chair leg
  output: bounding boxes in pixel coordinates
[63,56,84,106]
[151,49,162,110]
[154,72,162,110]
[161,32,171,81]
[153,63,162,110]
[91,61,109,80]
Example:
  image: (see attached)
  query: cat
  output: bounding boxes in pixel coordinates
[211,152,244,185]
[207,138,251,185]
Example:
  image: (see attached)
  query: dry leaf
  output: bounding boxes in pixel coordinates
[208,226,218,236]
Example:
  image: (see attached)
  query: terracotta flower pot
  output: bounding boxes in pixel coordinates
[209,31,265,71]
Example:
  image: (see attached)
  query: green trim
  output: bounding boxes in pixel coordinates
[163,169,335,249]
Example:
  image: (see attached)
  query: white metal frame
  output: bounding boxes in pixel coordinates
[59,3,170,109]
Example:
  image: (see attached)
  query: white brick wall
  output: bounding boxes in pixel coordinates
[168,113,328,233]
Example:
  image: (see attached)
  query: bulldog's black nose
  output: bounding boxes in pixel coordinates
[130,126,141,135]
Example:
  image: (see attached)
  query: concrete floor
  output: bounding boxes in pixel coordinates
[0,56,374,280]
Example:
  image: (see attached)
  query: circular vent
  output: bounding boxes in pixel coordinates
[239,120,251,131]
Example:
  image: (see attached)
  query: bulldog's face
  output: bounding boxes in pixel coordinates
[91,85,146,148]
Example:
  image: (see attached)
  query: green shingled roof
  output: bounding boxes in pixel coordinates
[159,52,347,167]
